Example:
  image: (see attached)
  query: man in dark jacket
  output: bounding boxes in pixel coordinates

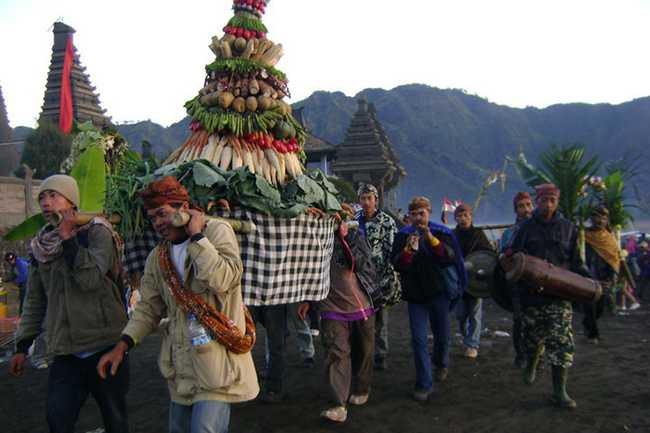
[509,183,590,409]
[583,206,620,344]
[499,191,534,367]
[453,204,493,358]
[9,175,129,433]
[637,241,650,301]
[355,183,398,371]
[392,197,466,402]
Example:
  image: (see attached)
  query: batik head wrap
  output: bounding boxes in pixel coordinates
[140,176,190,210]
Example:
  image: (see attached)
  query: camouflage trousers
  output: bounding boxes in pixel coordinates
[522,301,574,368]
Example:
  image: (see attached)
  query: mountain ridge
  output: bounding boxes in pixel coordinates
[11,84,650,220]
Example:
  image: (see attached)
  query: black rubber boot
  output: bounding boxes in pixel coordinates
[551,366,577,409]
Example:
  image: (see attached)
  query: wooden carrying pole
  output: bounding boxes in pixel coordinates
[54,212,256,235]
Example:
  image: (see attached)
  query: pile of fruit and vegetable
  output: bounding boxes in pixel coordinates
[6,0,343,246]
[167,0,306,188]
[108,0,342,240]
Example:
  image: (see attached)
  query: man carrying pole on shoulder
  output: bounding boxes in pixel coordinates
[98,176,258,433]
[10,174,130,433]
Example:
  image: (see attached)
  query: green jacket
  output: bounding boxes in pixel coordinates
[15,224,127,356]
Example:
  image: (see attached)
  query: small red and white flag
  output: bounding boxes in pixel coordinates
[442,198,457,212]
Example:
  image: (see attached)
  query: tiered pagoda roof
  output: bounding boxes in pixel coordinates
[332,98,405,201]
[39,22,109,127]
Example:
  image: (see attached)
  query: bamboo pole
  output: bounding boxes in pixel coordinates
[54,211,256,235]
[475,223,513,231]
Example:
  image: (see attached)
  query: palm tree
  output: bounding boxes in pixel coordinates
[509,144,600,223]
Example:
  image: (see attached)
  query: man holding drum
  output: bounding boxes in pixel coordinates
[508,183,591,409]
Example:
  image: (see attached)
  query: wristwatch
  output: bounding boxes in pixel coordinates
[190,233,205,243]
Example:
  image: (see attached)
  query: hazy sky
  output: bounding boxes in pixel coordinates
[1,0,649,128]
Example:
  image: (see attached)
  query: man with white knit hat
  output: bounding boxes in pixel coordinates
[9,174,130,433]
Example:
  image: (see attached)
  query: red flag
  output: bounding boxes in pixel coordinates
[58,35,74,134]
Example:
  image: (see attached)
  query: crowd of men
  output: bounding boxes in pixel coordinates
[5,173,644,433]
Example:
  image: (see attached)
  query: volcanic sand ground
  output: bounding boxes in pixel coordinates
[2,300,649,433]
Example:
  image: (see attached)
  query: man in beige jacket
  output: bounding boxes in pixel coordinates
[98,176,258,433]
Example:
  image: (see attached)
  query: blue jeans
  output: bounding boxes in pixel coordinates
[47,349,129,433]
[169,401,230,433]
[287,303,315,359]
[407,294,451,392]
[374,307,389,360]
[456,296,483,349]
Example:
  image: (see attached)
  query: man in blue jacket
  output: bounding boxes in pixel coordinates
[4,252,29,315]
[391,197,466,402]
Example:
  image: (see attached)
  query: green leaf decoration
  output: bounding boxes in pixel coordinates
[193,161,225,187]
[510,145,599,222]
[184,96,287,136]
[296,175,324,204]
[227,15,268,33]
[3,213,47,241]
[255,176,281,203]
[151,163,180,179]
[70,145,106,213]
[104,158,344,240]
[324,191,343,212]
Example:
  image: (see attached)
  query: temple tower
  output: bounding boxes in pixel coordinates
[332,98,405,208]
[39,22,109,127]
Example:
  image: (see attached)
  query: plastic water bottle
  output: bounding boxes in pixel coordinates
[187,313,212,348]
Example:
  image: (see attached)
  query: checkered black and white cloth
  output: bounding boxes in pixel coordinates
[216,210,335,306]
[123,230,159,276]
[122,211,335,306]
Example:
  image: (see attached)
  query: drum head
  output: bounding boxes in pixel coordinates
[465,250,498,298]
